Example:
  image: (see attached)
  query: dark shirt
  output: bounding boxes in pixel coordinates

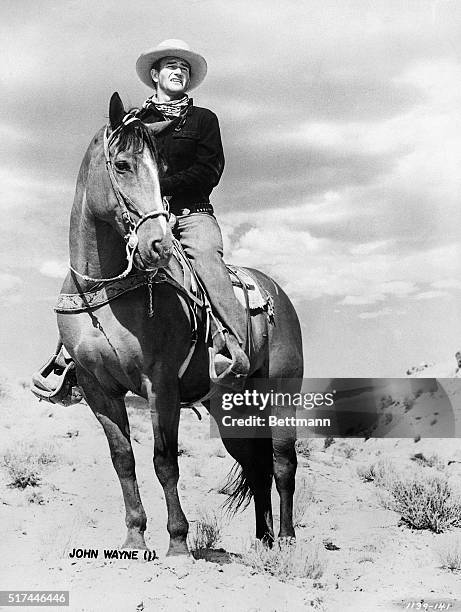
[144,101,225,215]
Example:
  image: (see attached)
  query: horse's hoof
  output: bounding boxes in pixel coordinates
[166,539,190,557]
[122,533,149,551]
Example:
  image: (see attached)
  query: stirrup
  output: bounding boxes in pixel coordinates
[31,352,83,407]
[208,335,250,391]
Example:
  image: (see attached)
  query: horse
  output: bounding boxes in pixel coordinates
[56,92,304,558]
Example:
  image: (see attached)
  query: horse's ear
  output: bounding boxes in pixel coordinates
[109,92,125,129]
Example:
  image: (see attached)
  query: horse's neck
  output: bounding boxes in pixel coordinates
[70,206,125,279]
[68,149,126,288]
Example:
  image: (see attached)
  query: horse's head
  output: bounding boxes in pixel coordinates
[87,92,173,272]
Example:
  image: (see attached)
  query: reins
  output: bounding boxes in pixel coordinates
[69,112,170,284]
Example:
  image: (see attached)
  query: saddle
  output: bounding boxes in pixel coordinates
[31,241,274,406]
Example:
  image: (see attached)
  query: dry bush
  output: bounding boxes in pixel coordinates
[127,408,149,443]
[191,461,203,478]
[334,442,356,459]
[410,452,444,471]
[208,442,227,459]
[27,490,46,505]
[293,476,316,528]
[295,439,315,459]
[388,474,461,533]
[1,442,58,489]
[189,512,222,558]
[0,375,14,400]
[438,538,461,572]
[177,440,193,457]
[358,555,375,564]
[356,458,396,487]
[242,539,324,582]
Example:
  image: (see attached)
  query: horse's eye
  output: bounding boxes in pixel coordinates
[114,160,131,173]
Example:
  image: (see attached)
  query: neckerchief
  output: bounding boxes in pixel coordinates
[142,94,190,119]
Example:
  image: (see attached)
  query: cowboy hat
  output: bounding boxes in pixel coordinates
[136,39,207,91]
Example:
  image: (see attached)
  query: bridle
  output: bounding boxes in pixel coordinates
[69,112,171,284]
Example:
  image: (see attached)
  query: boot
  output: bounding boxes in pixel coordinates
[209,332,250,391]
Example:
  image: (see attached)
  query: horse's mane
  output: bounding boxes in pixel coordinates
[115,118,146,155]
[112,106,166,174]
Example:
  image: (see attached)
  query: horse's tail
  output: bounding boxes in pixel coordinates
[219,462,253,515]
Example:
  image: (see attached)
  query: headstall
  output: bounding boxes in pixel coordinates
[69,112,170,284]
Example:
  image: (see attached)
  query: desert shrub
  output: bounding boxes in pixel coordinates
[323,437,335,450]
[177,440,192,457]
[0,375,14,400]
[293,476,316,528]
[389,474,461,533]
[242,539,324,581]
[335,442,356,459]
[208,443,227,459]
[356,458,396,487]
[27,490,46,505]
[438,538,461,572]
[1,442,58,489]
[358,555,375,564]
[410,452,444,471]
[379,394,395,410]
[402,396,415,412]
[191,461,203,478]
[189,512,222,558]
[295,439,314,459]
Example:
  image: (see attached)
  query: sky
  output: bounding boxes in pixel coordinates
[1,0,461,380]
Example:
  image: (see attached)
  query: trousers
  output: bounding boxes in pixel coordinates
[173,212,247,346]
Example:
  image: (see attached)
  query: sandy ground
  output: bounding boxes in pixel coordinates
[1,371,461,612]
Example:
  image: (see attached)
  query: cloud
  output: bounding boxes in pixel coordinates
[39,260,68,279]
[220,195,460,306]
[350,240,392,255]
[359,307,397,319]
[431,279,461,290]
[2,0,461,379]
[0,272,22,293]
[0,166,73,212]
[414,290,451,300]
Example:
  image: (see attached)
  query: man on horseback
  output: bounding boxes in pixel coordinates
[32,39,249,403]
[135,39,249,386]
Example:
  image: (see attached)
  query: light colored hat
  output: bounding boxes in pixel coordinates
[136,39,207,91]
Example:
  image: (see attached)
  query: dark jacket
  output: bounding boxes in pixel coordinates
[144,101,225,214]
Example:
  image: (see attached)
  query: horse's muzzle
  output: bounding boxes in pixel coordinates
[134,241,173,271]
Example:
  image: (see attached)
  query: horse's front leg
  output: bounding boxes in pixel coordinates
[149,370,189,557]
[77,368,148,550]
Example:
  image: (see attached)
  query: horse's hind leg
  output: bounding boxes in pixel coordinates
[269,389,297,542]
[205,395,275,544]
[251,437,275,543]
[223,437,275,543]
[273,434,297,541]
[77,369,148,550]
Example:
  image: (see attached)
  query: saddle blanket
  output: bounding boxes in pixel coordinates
[227,265,269,312]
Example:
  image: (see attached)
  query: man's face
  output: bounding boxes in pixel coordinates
[151,56,191,98]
